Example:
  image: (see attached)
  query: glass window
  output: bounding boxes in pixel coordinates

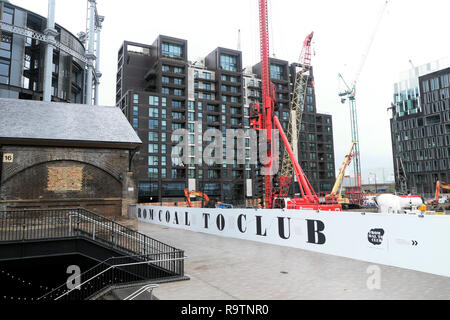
[162,65,170,72]
[132,118,138,129]
[149,119,158,129]
[270,64,284,80]
[162,42,183,58]
[133,106,139,116]
[133,93,139,104]
[220,54,238,72]
[149,96,159,106]
[148,144,159,153]
[149,107,159,118]
[148,132,158,142]
[148,168,159,179]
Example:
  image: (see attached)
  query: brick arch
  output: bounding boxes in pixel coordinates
[3,154,122,184]
[2,159,122,185]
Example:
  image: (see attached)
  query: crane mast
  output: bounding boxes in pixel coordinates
[251,0,341,211]
[279,32,314,197]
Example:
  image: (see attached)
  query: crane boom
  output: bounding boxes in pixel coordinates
[329,141,356,197]
[279,32,314,197]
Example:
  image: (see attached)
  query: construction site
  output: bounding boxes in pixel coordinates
[0,0,450,303]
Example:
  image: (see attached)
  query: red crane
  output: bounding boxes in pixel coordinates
[251,0,341,211]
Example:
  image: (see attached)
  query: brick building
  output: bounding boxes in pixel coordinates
[0,98,141,217]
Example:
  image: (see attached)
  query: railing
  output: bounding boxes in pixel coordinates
[38,254,180,301]
[124,284,159,300]
[0,208,185,299]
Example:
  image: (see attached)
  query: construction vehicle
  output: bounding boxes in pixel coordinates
[426,181,450,211]
[337,0,390,207]
[326,141,356,209]
[250,0,341,211]
[184,189,210,208]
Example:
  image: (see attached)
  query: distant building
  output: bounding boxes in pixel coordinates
[116,35,336,205]
[390,58,450,197]
[0,0,90,103]
[0,98,141,217]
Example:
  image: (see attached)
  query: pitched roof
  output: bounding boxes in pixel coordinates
[0,98,142,149]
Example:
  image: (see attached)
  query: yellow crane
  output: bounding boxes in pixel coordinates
[326,141,356,209]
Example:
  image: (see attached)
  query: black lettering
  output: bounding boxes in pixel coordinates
[149,209,154,220]
[174,212,179,225]
[137,208,141,218]
[143,209,147,219]
[159,210,163,222]
[256,216,267,236]
[165,211,170,223]
[203,213,210,229]
[237,214,247,233]
[216,214,225,231]
[277,217,291,240]
[185,212,191,226]
[306,219,326,244]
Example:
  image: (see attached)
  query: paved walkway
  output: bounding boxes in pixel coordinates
[139,222,450,300]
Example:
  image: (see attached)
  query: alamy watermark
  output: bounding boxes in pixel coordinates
[171,122,281,175]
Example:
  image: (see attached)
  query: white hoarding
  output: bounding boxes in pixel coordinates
[136,205,450,278]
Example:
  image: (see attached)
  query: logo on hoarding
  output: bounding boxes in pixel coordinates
[368,229,385,246]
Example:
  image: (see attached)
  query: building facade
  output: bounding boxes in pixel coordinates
[116,36,336,205]
[391,60,450,197]
[0,1,87,102]
[0,98,141,217]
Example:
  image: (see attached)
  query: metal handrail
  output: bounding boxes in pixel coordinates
[37,252,165,301]
[123,284,159,300]
[55,256,185,300]
[69,212,164,254]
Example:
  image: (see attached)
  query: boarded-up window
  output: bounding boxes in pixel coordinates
[48,167,83,191]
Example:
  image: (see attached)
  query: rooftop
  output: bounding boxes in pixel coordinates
[0,98,141,149]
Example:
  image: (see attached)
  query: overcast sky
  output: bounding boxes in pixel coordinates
[11,0,450,184]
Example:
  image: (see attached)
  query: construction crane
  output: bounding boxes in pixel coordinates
[184,189,210,208]
[279,32,314,198]
[338,0,389,207]
[326,141,356,209]
[250,0,341,211]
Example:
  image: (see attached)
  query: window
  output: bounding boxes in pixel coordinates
[172,100,183,108]
[149,96,159,106]
[220,54,238,72]
[148,132,158,142]
[149,107,159,118]
[188,112,195,121]
[133,93,139,104]
[221,75,227,81]
[172,112,184,120]
[132,118,138,129]
[174,89,183,96]
[161,109,167,119]
[188,101,195,110]
[161,133,167,142]
[162,42,183,58]
[148,156,159,166]
[149,119,158,129]
[203,93,212,100]
[133,106,139,116]
[173,67,183,74]
[162,65,170,72]
[162,76,170,84]
[203,72,211,80]
[148,144,159,153]
[148,168,159,179]
[161,168,167,178]
[1,6,14,24]
[161,121,167,130]
[203,83,211,90]
[174,78,183,85]
[162,87,169,95]
[270,64,284,80]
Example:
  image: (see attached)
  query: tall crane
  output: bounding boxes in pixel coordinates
[338,0,389,207]
[279,32,314,197]
[251,0,340,211]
